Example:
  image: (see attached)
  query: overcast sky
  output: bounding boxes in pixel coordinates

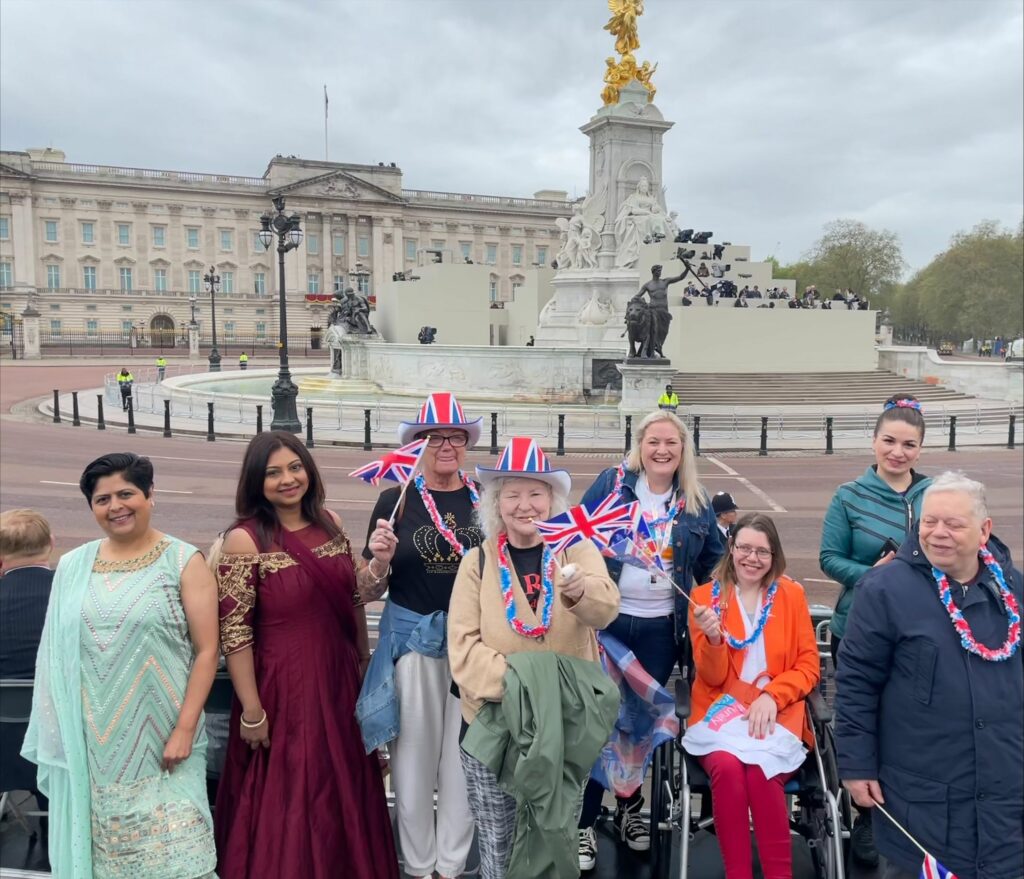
[2,0,1021,272]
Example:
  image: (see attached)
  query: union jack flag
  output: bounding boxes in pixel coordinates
[602,517,667,573]
[495,436,550,473]
[348,438,427,486]
[417,392,469,427]
[920,854,958,879]
[534,494,638,554]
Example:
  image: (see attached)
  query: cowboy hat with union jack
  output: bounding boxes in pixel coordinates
[397,392,483,447]
[475,436,571,496]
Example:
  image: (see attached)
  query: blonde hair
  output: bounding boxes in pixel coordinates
[476,477,569,541]
[625,410,708,513]
[206,534,226,572]
[0,509,53,558]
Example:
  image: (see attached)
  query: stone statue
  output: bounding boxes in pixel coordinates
[329,287,376,336]
[325,322,346,376]
[627,264,685,359]
[555,186,606,270]
[614,175,670,268]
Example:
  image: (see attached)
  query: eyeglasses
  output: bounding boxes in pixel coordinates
[424,433,469,448]
[733,544,773,560]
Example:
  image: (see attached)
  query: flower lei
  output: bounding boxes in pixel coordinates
[710,579,779,650]
[932,545,1021,662]
[414,471,480,558]
[496,533,556,639]
[613,461,685,548]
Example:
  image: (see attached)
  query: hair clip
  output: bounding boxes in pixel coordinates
[884,398,923,412]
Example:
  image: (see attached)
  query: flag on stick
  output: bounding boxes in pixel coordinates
[871,802,960,879]
[534,494,639,554]
[348,439,427,486]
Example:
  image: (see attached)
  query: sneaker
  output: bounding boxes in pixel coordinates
[613,797,651,852]
[851,812,879,868]
[578,826,598,872]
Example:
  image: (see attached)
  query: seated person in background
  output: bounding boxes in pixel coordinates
[787,297,801,309]
[718,282,737,299]
[748,286,762,299]
[684,514,819,879]
[711,263,725,279]
[697,262,710,278]
[733,293,748,308]
[0,508,55,679]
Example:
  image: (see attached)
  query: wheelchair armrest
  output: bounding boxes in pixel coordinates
[806,688,833,725]
[674,677,691,721]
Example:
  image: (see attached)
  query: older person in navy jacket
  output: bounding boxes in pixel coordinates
[836,471,1023,879]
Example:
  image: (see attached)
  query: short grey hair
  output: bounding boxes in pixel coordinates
[475,477,570,540]
[923,470,989,521]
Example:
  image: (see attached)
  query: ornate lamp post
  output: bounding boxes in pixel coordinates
[259,196,303,432]
[188,292,198,327]
[204,266,221,372]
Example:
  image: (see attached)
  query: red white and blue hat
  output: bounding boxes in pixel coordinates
[397,392,483,447]
[475,436,571,496]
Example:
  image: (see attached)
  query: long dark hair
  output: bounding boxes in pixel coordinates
[874,394,926,440]
[231,431,338,551]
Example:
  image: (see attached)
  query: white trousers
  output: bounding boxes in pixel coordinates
[391,651,474,877]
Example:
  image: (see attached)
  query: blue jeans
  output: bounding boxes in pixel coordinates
[579,613,676,828]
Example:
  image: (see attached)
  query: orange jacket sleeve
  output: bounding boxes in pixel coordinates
[689,586,731,688]
[763,580,820,710]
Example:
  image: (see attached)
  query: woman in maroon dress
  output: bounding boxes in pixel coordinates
[214,431,398,879]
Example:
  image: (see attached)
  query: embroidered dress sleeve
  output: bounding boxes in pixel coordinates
[217,552,259,655]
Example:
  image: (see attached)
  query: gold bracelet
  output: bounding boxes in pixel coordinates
[367,559,391,584]
[240,709,267,729]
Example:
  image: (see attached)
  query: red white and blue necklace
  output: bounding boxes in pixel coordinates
[613,462,686,545]
[414,472,480,558]
[496,533,556,639]
[710,579,779,650]
[932,544,1021,662]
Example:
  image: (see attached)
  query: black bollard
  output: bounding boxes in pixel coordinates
[126,399,136,434]
[72,391,81,426]
[490,413,499,456]
[624,414,632,454]
[759,416,768,456]
[163,399,172,438]
[305,407,315,448]
[825,416,834,455]
[363,409,372,451]
[692,415,701,457]
[96,394,106,430]
[556,414,565,456]
[255,404,263,434]
[1009,413,1017,450]
[947,414,957,452]
[207,401,215,442]
[52,390,61,423]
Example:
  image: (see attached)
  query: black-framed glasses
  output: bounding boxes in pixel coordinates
[425,433,469,448]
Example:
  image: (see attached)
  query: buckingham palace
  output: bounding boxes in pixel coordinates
[0,147,568,346]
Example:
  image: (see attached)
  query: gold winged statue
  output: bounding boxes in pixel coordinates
[601,0,657,105]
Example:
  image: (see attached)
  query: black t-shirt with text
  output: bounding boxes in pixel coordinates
[363,483,482,616]
[507,543,544,612]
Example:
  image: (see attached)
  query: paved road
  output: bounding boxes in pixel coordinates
[3,363,1022,609]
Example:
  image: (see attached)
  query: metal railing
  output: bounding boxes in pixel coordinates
[32,160,269,188]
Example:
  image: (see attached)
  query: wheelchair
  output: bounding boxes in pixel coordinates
[648,676,850,879]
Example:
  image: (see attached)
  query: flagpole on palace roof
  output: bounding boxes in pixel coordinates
[324,84,329,162]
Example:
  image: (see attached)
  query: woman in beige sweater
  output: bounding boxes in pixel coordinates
[448,437,619,879]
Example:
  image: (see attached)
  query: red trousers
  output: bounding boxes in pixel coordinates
[699,751,795,879]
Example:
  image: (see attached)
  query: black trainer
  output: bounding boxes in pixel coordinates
[851,812,879,867]
[613,797,650,852]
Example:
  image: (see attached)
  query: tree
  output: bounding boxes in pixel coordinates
[802,219,906,301]
[894,220,1023,344]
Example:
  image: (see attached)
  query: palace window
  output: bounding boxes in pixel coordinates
[117,224,131,246]
[83,265,97,289]
[81,222,95,244]
[254,272,266,295]
[44,220,58,243]
[154,268,167,291]
[188,270,202,293]
[152,225,166,247]
[119,267,133,292]
[357,235,369,258]
[46,264,61,289]
[220,230,233,251]
[221,271,234,293]
[186,227,200,249]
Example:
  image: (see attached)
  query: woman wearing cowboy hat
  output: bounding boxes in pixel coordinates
[448,437,620,879]
[356,392,484,879]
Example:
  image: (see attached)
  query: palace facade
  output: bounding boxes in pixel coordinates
[0,147,567,345]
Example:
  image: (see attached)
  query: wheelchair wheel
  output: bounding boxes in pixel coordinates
[649,740,676,876]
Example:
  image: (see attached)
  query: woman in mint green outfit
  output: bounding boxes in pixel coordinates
[23,452,220,878]
[818,395,930,869]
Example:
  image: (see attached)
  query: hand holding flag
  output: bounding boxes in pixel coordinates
[534,494,639,554]
[348,438,428,486]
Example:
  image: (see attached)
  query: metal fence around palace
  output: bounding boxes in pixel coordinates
[20,331,323,358]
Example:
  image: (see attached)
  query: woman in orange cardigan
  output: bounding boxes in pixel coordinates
[682,513,820,879]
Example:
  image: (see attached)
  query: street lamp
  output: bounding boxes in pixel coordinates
[204,266,221,372]
[188,293,198,327]
[259,195,303,432]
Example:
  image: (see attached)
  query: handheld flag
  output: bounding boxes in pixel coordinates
[349,438,427,486]
[534,495,639,554]
[920,854,958,879]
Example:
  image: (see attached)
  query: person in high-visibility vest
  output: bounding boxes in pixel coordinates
[657,384,679,412]
[117,368,134,410]
[238,352,249,371]
[155,355,167,382]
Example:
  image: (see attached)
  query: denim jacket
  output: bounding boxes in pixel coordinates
[581,466,724,645]
[355,600,448,753]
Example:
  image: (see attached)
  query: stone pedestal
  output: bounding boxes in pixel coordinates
[617,360,676,424]
[21,305,41,360]
[188,325,200,360]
